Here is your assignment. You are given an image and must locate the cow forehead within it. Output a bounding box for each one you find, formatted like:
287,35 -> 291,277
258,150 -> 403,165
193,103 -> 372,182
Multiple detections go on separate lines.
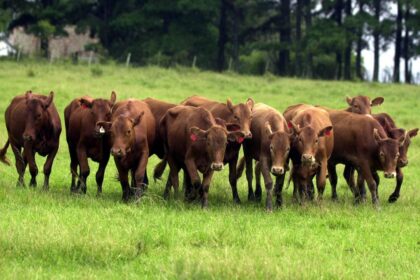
353,96 -> 370,105
272,132 -> 290,146
92,99 -> 111,110
380,139 -> 399,152
300,126 -> 316,139
233,104 -> 251,117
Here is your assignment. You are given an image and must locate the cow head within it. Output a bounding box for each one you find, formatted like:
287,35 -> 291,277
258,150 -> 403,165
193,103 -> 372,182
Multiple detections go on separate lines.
373,128 -> 405,178
190,125 -> 244,171
98,111 -> 144,159
289,116 -> 333,166
81,91 -> 116,138
23,91 -> 54,142
225,98 -> 254,139
346,95 -> 384,115
388,127 -> 418,168
264,122 -> 291,175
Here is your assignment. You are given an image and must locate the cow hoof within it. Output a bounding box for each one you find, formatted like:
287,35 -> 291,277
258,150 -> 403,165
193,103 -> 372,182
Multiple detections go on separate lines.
388,194 -> 399,203
42,185 -> 49,191
248,192 -> 255,202
233,197 -> 241,204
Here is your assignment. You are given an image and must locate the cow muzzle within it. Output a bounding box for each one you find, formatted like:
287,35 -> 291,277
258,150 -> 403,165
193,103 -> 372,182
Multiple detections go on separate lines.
111,148 -> 124,158
384,172 -> 396,179
211,162 -> 224,171
244,131 -> 252,139
301,154 -> 315,165
23,134 -> 34,142
271,166 -> 285,175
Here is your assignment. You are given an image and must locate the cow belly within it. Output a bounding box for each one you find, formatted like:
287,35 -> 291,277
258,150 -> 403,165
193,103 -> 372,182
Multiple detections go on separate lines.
87,145 -> 104,162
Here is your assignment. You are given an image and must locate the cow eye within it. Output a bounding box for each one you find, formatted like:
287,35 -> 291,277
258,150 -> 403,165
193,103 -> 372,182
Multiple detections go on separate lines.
36,113 -> 41,119
270,145 -> 273,151
234,116 -> 240,121
299,137 -> 302,143
379,152 -> 384,158
315,139 -> 319,144
127,130 -> 131,135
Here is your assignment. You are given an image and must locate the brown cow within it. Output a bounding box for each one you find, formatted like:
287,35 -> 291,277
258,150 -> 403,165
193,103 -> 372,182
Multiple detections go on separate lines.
64,92 -> 116,194
344,113 -> 418,203
0,91 -> 61,189
328,110 -> 404,206
142,98 -> 176,159
155,106 -> 244,208
181,96 -> 254,203
98,100 -> 155,202
237,103 -> 291,210
345,95 -> 384,114
284,105 -> 334,202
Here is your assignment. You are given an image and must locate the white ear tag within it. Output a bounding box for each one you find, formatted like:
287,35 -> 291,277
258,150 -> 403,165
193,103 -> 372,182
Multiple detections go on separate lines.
99,126 -> 105,134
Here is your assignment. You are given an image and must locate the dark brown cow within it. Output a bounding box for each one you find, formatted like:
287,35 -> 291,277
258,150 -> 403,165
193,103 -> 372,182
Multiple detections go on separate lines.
345,95 -> 384,114
64,92 -> 116,194
284,105 -> 334,202
181,95 -> 254,203
237,103 -> 291,210
0,91 -> 61,189
328,110 -> 404,206
155,106 -> 244,208
143,98 -> 176,159
345,113 -> 418,203
98,100 -> 155,201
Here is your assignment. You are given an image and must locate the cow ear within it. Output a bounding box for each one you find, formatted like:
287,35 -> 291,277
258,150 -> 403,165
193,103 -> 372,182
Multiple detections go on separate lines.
80,97 -> 93,109
132,111 -> 145,127
288,121 -> 300,134
227,131 -> 245,143
303,114 -> 312,126
346,96 -> 353,106
227,98 -> 234,112
318,126 -> 333,137
373,128 -> 384,142
43,91 -> 54,109
96,121 -> 112,133
265,122 -> 274,138
215,118 -> 226,128
110,91 -> 117,105
25,90 -> 33,102
408,128 -> 418,138
246,98 -> 255,111
190,127 -> 207,141
371,97 -> 384,107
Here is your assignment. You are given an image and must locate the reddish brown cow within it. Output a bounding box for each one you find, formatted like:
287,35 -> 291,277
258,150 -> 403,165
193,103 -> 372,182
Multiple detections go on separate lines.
64,92 -> 116,194
181,96 -> 254,203
98,100 -> 155,201
345,95 -> 384,114
328,110 -> 404,206
142,98 -> 176,159
237,103 -> 291,210
0,91 -> 61,189
284,105 -> 334,202
155,106 -> 244,208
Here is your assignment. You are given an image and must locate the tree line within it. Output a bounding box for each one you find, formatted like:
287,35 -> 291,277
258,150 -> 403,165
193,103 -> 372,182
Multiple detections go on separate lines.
0,0 -> 419,82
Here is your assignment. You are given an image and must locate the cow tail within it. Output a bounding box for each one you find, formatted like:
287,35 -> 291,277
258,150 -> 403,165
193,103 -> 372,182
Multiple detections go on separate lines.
0,139 -> 11,166
236,157 -> 245,180
153,157 -> 167,181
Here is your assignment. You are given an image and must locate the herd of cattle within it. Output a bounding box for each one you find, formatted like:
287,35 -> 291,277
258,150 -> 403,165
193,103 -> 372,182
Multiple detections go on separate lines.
0,91 -> 417,210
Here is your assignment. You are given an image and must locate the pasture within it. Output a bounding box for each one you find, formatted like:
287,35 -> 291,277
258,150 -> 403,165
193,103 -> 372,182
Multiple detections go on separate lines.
0,61 -> 419,279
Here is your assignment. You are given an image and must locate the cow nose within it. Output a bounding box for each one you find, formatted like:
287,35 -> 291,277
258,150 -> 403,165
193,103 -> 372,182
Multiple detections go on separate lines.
301,154 -> 314,163
271,166 -> 284,175
384,172 -> 396,179
23,134 -> 32,141
111,148 -> 123,157
211,162 -> 224,171
245,132 -> 252,139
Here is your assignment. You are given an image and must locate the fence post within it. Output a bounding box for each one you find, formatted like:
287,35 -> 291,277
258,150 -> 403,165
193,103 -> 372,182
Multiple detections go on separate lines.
16,48 -> 21,62
228,58 -> 233,71
126,53 -> 131,67
192,56 -> 197,69
88,51 -> 93,66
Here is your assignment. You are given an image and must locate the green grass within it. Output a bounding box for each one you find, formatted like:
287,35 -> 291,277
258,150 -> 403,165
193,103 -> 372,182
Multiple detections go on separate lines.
0,61 -> 419,279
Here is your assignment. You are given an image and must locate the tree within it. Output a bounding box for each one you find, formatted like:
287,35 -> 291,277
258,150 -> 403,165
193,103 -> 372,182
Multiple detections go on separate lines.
278,0 -> 291,76
295,0 -> 303,76
343,0 -> 353,80
334,0 -> 344,80
393,0 -> 403,82
355,0 -> 368,80
372,0 -> 381,81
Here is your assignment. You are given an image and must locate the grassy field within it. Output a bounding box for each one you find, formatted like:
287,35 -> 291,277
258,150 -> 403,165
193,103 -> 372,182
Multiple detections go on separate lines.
0,61 -> 419,279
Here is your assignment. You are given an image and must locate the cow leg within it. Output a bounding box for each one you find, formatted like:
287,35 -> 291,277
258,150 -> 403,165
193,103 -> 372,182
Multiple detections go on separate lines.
201,170 -> 214,208
184,158 -> 201,202
372,171 -> 380,200
133,152 -> 149,200
183,169 -> 193,200
328,162 -> 338,200
316,159 -> 328,200
343,165 -> 357,194
260,160 -> 273,212
388,167 -> 403,203
274,173 -> 285,208
69,147 -> 79,192
228,155 -> 241,204
359,163 -> 379,207
76,145 -> 89,194
163,156 -> 178,200
95,154 -> 109,196
12,145 -> 26,187
24,143 -> 38,188
254,161 -> 262,202
42,145 -> 58,191
116,164 -> 130,202
245,155 -> 254,201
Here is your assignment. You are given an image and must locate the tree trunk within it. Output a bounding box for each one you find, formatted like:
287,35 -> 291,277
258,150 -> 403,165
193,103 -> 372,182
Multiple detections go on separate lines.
335,0 -> 344,80
344,0 -> 352,80
393,0 -> 403,83
373,0 -> 381,82
40,37 -> 49,58
295,0 -> 303,77
232,4 -> 239,71
278,0 -> 291,76
355,0 -> 364,80
304,0 -> 313,78
403,2 -> 411,84
217,0 -> 228,72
